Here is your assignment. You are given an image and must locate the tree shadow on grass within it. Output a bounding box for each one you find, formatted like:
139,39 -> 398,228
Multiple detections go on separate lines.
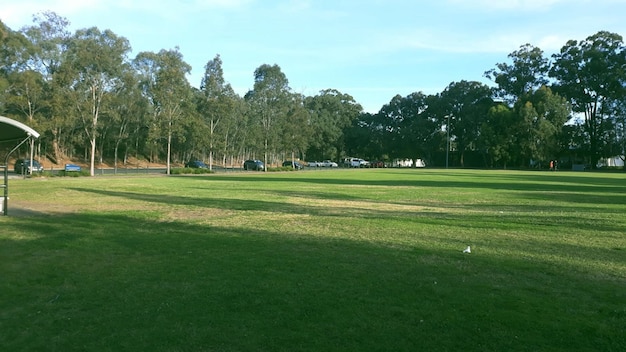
518,190 -> 626,206
69,187 -> 626,235
1,211 -> 624,351
190,171 -> 626,195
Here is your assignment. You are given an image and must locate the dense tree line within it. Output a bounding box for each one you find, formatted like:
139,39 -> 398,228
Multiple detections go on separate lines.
1,12 -> 624,174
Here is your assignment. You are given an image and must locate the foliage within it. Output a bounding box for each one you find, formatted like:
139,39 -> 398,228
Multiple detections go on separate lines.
56,169 -> 90,177
244,64 -> 305,168
485,44 -> 550,103
478,103 -> 515,168
438,81 -> 494,167
133,48 -> 193,174
377,92 -> 434,162
550,31 -> 626,168
196,54 -> 239,170
1,12 -> 625,171
266,165 -> 300,172
170,167 -> 214,175
513,87 -> 570,164
61,27 -> 131,176
305,89 -> 362,161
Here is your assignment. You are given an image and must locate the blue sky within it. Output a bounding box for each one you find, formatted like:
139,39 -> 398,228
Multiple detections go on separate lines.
3,0 -> 626,112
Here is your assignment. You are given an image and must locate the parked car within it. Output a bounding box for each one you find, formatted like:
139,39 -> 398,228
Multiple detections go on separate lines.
320,160 -> 338,167
243,159 -> 265,171
344,157 -> 369,168
307,161 -> 320,167
185,160 -> 208,169
64,163 -> 82,172
282,160 -> 303,170
370,160 -> 385,168
14,159 -> 44,174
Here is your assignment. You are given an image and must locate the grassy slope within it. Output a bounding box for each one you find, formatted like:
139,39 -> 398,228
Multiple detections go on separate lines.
1,169 -> 625,351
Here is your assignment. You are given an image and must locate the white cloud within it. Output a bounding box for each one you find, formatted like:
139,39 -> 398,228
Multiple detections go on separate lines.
1,0 -> 102,27
446,0 -> 566,11
277,0 -> 312,13
536,35 -> 569,52
1,0 -> 252,29
365,28 -> 526,55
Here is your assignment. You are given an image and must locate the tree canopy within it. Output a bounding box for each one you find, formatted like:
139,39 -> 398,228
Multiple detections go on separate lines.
1,13 -> 624,171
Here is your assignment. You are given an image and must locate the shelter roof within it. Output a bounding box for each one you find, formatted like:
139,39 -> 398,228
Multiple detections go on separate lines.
0,116 -> 40,142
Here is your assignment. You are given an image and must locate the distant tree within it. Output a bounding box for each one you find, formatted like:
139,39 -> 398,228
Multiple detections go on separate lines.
376,94 -> 405,158
108,68 -> 148,172
59,27 -> 131,176
550,31 -> 626,168
478,103 -> 515,168
305,89 -> 362,161
281,93 -> 310,161
221,97 -> 248,166
409,94 -> 443,165
343,112 -> 383,160
613,99 -> 626,168
511,86 -> 571,167
134,48 -> 193,174
198,54 -> 238,170
485,44 -> 550,104
0,20 -> 32,76
8,12 -> 72,161
245,64 -> 291,168
377,92 -> 439,164
3,70 -> 47,124
438,81 -> 494,167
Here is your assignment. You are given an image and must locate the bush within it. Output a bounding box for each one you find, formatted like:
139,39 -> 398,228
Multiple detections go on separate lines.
57,170 -> 90,177
170,167 -> 214,175
267,166 -> 299,172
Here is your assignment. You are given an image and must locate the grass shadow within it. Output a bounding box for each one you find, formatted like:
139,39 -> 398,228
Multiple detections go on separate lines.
1,211 -> 624,351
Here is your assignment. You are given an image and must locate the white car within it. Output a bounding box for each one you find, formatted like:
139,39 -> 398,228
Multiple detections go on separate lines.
347,158 -> 368,168
320,160 -> 338,167
308,161 -> 320,167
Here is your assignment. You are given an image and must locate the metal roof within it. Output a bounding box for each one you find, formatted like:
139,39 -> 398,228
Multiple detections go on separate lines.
0,116 -> 41,142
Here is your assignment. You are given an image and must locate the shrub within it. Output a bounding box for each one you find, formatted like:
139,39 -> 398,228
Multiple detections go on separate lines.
57,170 -> 90,177
170,167 -> 214,175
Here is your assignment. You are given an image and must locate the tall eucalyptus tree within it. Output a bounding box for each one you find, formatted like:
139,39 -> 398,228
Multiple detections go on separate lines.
108,68 -> 148,172
245,64 -> 291,168
198,54 -> 237,170
281,93 -> 310,161
3,12 -> 71,160
134,48 -> 193,174
485,44 -> 550,104
60,27 -> 131,176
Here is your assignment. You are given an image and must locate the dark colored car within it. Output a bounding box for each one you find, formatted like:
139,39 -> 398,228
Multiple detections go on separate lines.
185,160 -> 208,169
243,159 -> 265,171
282,160 -> 303,170
14,159 -> 44,174
370,160 -> 385,168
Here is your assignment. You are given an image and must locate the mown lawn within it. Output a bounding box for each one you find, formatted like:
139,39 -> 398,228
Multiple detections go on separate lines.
1,169 -> 625,351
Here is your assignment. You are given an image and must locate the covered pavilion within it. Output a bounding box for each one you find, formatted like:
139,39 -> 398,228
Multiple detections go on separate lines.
1,116 -> 40,215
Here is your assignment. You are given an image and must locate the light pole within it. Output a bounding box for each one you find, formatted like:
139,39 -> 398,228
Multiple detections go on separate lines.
445,114 -> 451,169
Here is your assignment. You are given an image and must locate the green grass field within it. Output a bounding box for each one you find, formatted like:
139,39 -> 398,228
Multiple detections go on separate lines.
1,169 -> 625,351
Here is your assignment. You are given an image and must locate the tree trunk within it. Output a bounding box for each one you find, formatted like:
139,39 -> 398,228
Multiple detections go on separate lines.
166,131 -> 172,175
